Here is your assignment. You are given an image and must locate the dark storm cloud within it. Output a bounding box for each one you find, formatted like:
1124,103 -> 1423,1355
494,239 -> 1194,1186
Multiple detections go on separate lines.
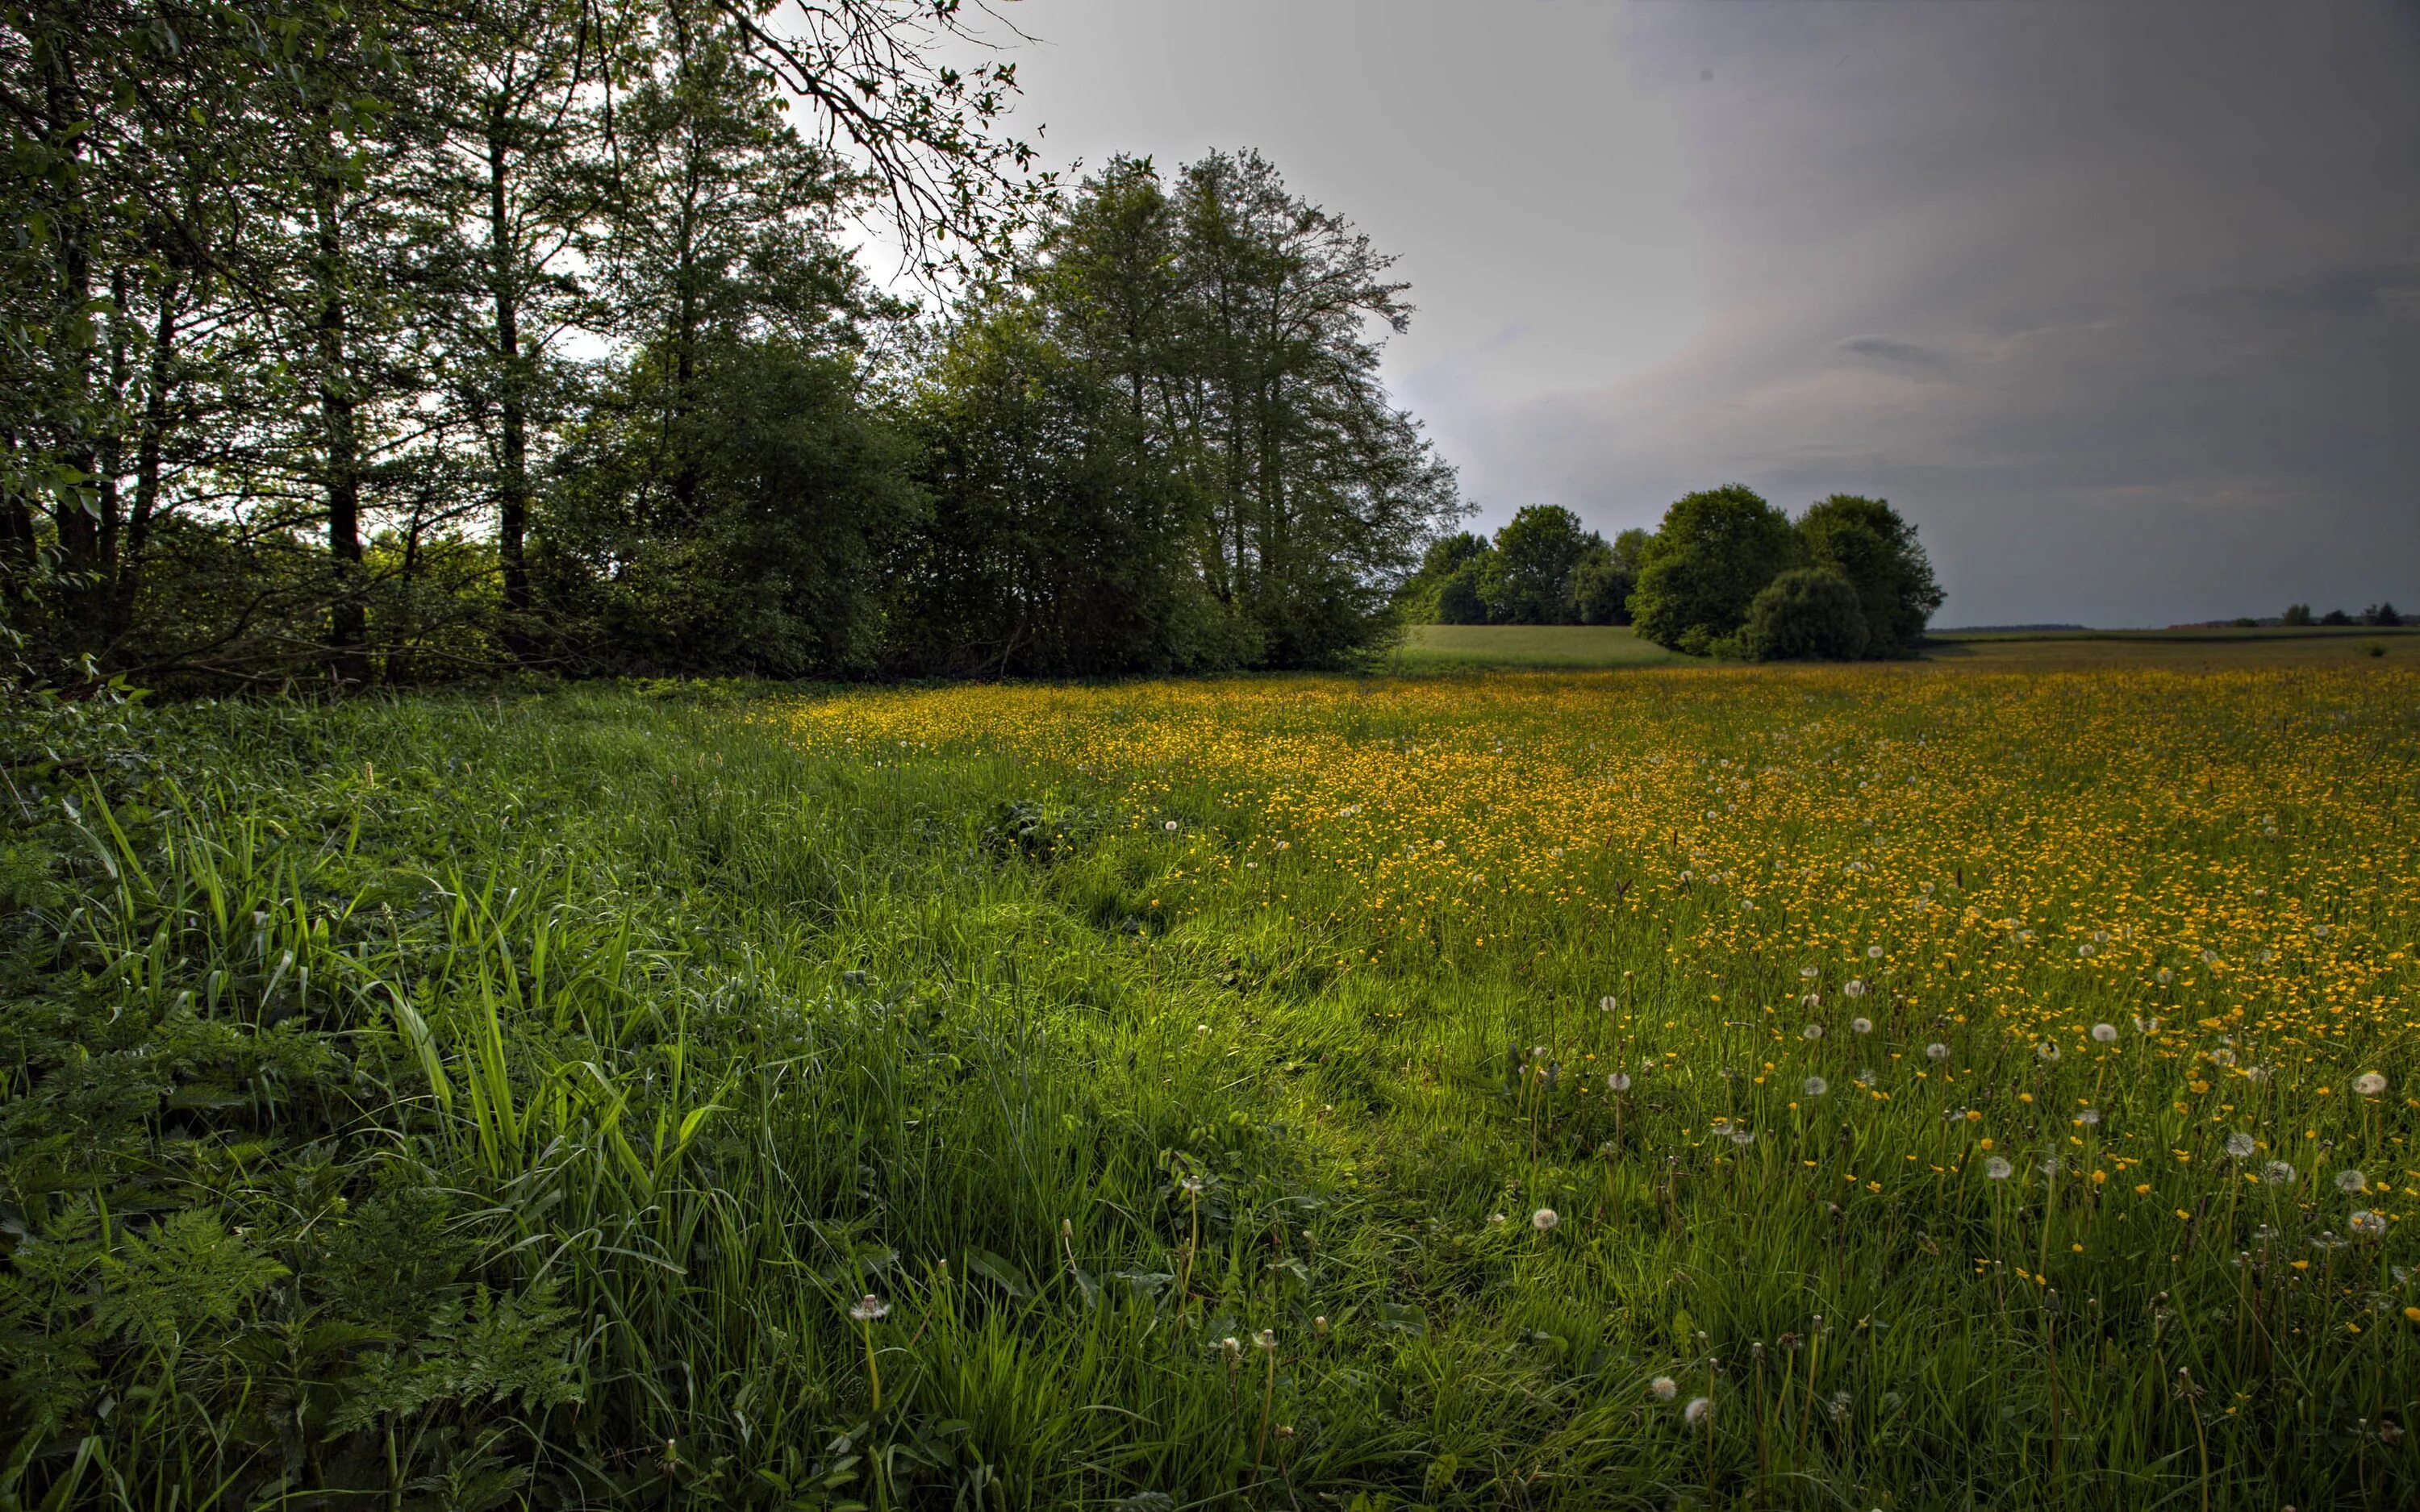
984,2 -> 2420,625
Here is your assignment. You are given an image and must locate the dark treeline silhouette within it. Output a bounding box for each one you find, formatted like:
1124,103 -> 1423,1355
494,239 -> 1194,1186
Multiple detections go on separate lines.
0,1 -> 1460,689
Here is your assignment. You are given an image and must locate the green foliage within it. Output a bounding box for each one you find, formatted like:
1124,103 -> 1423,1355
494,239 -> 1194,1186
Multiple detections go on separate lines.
1737,566 -> 1871,660
1795,494 -> 1944,656
1396,532 -> 1492,624
1629,485 -> 1802,652
2282,603 -> 2314,626
1478,506 -> 1599,626
537,339 -> 918,677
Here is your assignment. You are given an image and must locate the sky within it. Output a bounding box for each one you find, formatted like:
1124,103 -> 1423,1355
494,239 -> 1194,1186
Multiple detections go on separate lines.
928,0 -> 2420,627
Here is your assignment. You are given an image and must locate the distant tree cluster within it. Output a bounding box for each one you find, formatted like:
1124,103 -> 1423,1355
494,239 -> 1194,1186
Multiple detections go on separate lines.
1396,507 -> 1649,627
2284,604 -> 2402,627
1408,486 -> 1942,660
1632,488 -> 1944,660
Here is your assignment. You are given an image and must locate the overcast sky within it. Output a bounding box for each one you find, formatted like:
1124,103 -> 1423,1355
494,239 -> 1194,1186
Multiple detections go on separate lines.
942,0 -> 2420,627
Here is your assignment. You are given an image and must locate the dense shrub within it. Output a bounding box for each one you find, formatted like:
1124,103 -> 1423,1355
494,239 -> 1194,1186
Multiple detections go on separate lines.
1738,568 -> 1870,660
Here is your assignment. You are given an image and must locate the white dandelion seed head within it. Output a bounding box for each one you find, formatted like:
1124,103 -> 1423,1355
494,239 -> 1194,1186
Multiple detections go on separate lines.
2155,968 -> 2173,985
1800,965 -> 1820,980
1730,1129 -> 1754,1146
2037,1042 -> 2061,1062
1844,979 -> 1867,998
1926,1043 -> 1951,1061
1802,1023 -> 1824,1039
1254,1329 -> 1277,1352
2354,1072 -> 2387,1097
2264,1160 -> 2297,1186
2076,943 -> 2095,958
2092,1023 -> 2119,1043
1650,1376 -> 1677,1402
1607,1072 -> 1632,1093
1162,819 -> 1179,832
1850,1017 -> 1873,1035
2351,1210 -> 2387,1238
1867,944 -> 1884,959
2226,1133 -> 2257,1159
1984,1157 -> 2013,1181
2312,923 -> 2330,939
1802,1076 -> 1829,1098
1600,995 -> 1617,1012
2201,949 -> 2218,965
1685,1397 -> 1713,1425
849,1294 -> 890,1322
1532,1207 -> 1559,1232
2077,1109 -> 2101,1127
2337,1169 -> 2368,1193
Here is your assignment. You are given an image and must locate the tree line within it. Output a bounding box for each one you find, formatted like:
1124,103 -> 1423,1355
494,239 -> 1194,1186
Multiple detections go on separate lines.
1403,485 -> 1945,660
0,0 -> 1462,689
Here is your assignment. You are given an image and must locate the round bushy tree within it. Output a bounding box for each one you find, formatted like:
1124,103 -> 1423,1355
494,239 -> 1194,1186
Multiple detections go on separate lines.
1796,494 -> 1944,656
1739,568 -> 1869,660
1629,485 -> 1801,651
1481,505 -> 1597,625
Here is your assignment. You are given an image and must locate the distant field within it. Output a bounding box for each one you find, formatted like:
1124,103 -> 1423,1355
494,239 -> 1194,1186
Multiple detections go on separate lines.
1928,625 -> 2419,669
1391,623 -> 1688,668
1395,621 -> 2418,673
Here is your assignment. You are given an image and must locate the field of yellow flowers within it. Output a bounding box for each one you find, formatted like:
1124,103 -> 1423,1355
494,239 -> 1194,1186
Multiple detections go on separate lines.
780,660 -> 2420,1505
9,660 -> 2414,1510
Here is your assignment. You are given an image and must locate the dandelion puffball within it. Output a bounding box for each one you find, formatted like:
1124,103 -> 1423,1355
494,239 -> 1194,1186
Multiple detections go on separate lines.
1685,1397 -> 1713,1425
1844,979 -> 1867,998
2351,1210 -> 2387,1238
2264,1160 -> 2297,1186
849,1294 -> 890,1322
2226,1132 -> 2257,1159
1162,819 -> 1179,831
1984,1157 -> 2013,1180
1926,1043 -> 1950,1061
2337,1169 -> 2368,1193
1867,944 -> 1884,959
1532,1207 -> 1559,1232
2355,1072 -> 2387,1097
2036,1042 -> 2060,1061
1803,1076 -> 1830,1098
1607,1072 -> 1631,1093
2092,1023 -> 2118,1043
1650,1376 -> 1677,1402
1803,1023 -> 1825,1040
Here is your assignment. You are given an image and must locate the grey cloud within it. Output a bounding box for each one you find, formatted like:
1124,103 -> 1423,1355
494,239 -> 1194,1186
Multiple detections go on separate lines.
980,1 -> 2420,625
1832,336 -> 1953,374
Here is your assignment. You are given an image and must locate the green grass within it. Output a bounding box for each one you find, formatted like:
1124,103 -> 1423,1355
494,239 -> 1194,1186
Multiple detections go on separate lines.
1390,623 -> 1689,669
3,671 -> 2415,1510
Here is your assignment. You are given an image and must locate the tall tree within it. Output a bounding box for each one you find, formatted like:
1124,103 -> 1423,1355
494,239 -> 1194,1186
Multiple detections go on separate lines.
1796,494 -> 1944,656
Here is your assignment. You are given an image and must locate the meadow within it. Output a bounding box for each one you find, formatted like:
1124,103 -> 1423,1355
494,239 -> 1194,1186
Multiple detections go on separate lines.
3,648 -> 2415,1509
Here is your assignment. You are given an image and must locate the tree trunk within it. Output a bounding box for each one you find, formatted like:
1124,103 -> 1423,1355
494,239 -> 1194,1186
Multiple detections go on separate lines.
488,115 -> 533,645
314,134 -> 369,686
43,41 -> 103,604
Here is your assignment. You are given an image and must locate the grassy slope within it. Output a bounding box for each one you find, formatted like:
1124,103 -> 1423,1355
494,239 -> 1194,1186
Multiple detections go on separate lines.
5,660 -> 2417,1508
1391,624 -> 1688,669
